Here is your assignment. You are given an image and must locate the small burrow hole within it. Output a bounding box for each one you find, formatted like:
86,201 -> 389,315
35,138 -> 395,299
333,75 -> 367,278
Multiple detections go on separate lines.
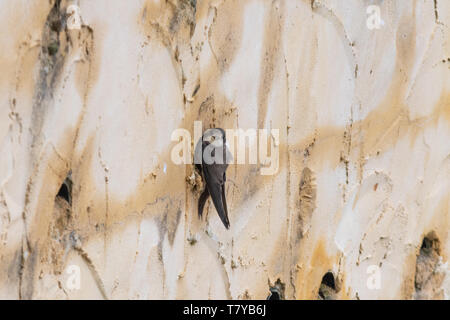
267,278 -> 285,300
267,289 -> 280,300
414,232 -> 445,299
318,271 -> 338,300
56,173 -> 72,204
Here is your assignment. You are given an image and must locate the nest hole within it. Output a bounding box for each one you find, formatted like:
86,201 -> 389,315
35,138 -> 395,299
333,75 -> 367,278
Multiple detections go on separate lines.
56,173 -> 72,204
318,272 -> 338,300
267,278 -> 285,300
414,232 -> 445,299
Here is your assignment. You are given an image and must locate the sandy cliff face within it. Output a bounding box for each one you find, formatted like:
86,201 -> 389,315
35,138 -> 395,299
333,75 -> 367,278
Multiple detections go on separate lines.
0,0 -> 449,299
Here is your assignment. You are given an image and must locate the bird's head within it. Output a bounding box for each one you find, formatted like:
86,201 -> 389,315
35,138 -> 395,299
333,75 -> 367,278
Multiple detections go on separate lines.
203,128 -> 226,145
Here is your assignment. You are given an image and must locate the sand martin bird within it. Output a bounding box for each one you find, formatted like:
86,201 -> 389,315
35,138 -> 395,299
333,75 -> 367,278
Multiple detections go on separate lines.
195,128 -> 231,229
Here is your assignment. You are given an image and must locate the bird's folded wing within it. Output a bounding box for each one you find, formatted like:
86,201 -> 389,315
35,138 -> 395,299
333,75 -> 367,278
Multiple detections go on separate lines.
203,166 -> 230,229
